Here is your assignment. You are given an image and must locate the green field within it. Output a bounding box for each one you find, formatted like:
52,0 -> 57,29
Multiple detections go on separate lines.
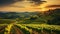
0,24 -> 60,34
0,9 -> 60,34
0,19 -> 60,34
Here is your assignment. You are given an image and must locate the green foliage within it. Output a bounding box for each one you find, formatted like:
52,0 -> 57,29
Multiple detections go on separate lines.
0,8 -> 60,24
0,19 -> 16,24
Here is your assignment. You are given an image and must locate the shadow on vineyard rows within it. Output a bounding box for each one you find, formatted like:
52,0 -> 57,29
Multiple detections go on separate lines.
0,24 -> 60,34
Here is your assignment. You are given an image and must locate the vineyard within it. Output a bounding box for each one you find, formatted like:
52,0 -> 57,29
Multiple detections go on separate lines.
0,24 -> 60,34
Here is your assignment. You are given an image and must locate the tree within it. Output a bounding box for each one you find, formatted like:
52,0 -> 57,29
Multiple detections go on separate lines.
47,8 -> 60,25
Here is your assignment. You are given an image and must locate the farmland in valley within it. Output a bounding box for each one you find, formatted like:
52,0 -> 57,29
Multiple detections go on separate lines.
0,24 -> 60,34
0,9 -> 60,34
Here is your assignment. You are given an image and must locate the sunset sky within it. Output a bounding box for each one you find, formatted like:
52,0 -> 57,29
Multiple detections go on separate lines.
0,0 -> 60,12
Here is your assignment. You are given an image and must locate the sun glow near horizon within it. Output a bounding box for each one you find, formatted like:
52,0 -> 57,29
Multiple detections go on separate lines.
0,0 -> 60,12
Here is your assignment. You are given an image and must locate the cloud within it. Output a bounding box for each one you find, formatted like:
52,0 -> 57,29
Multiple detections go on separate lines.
28,0 -> 46,5
46,5 -> 60,8
0,0 -> 47,7
0,0 -> 23,6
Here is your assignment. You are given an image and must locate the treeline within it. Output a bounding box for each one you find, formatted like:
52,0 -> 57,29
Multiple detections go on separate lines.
41,8 -> 60,25
45,9 -> 60,25
0,12 -> 38,19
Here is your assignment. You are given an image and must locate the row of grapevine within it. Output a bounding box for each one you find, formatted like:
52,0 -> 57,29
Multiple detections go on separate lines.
16,24 -> 60,34
0,24 -> 60,34
0,25 -> 7,34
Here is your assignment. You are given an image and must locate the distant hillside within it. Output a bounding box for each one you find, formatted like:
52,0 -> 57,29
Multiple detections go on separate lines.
0,8 -> 60,24
0,12 -> 39,19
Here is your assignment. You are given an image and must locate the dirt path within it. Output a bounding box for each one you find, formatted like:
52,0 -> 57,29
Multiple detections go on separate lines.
0,26 -> 6,32
13,26 -> 23,34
